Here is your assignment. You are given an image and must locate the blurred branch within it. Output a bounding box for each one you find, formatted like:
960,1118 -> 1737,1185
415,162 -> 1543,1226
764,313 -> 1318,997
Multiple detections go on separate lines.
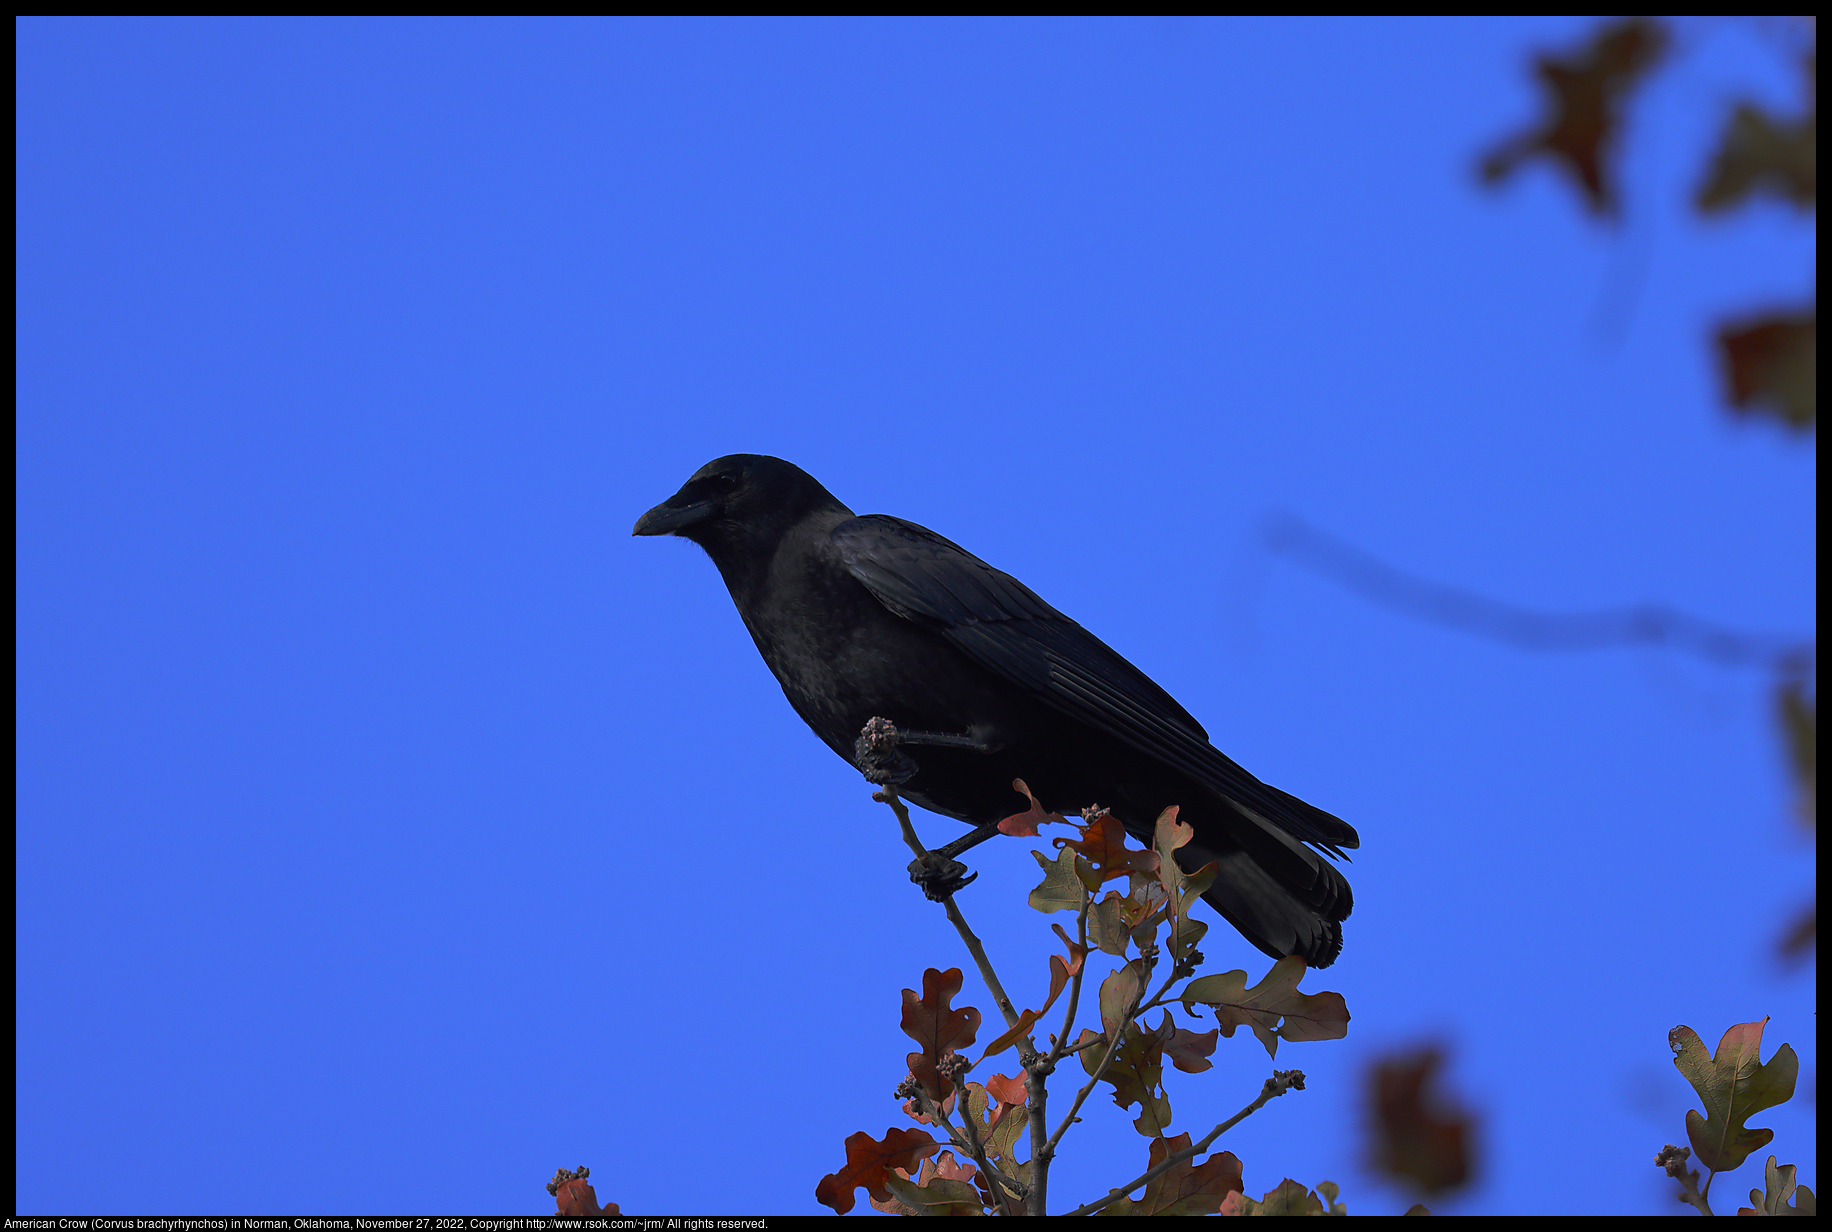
1262,512 -> 1814,677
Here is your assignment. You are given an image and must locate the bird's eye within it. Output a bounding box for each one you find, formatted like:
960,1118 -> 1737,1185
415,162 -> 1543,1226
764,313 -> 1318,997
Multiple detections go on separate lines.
713,474 -> 741,494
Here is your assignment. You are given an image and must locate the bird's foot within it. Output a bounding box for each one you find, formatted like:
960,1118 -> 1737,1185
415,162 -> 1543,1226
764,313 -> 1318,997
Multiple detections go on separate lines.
908,850 -> 978,901
855,717 -> 919,784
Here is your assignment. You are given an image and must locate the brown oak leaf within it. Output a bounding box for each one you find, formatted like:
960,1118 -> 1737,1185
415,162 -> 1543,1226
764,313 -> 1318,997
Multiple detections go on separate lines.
1479,17 -> 1668,217
816,1127 -> 941,1214
1097,1134 -> 1244,1216
1368,1047 -> 1474,1196
1181,956 -> 1349,1059
902,967 -> 983,1101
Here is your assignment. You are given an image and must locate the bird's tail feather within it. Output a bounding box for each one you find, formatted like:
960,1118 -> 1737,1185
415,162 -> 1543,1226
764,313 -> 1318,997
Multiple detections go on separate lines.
1179,841 -> 1347,969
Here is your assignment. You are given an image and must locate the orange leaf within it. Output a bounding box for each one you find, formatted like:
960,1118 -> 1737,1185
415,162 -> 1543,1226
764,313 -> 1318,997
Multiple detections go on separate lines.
999,778 -> 1068,836
978,1008 -> 1042,1061
1059,811 -> 1158,884
984,1071 -> 1028,1129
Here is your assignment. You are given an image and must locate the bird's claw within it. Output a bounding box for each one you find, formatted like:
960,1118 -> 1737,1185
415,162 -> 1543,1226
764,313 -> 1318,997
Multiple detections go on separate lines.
855,717 -> 919,784
858,748 -> 919,785
908,851 -> 977,900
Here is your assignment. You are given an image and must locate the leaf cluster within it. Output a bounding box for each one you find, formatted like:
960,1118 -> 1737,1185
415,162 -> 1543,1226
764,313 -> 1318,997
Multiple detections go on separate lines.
816,786 -> 1357,1216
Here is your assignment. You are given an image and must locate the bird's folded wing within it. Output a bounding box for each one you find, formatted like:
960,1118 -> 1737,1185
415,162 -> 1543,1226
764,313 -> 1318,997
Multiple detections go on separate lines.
832,515 -> 1359,853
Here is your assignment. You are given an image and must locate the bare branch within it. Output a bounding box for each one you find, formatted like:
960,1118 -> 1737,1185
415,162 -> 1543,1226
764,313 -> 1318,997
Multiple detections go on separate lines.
1263,513 -> 1813,675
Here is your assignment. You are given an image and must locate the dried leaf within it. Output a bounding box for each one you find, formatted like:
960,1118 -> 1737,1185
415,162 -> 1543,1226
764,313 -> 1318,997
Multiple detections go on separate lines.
1738,1155 -> 1816,1216
1088,890 -> 1131,956
1219,1177 -> 1343,1216
983,1071 -> 1028,1127
929,1149 -> 978,1187
902,968 -> 982,1102
1148,1010 -> 1220,1075
878,1150 -> 989,1216
1099,962 -> 1145,1040
980,934 -> 1086,1060
1697,97 -> 1816,214
1479,17 -> 1668,216
1670,1019 -> 1799,1174
1000,778 -> 1068,837
1367,1047 -> 1474,1196
957,1082 -> 1028,1212
1028,846 -> 1086,914
1717,311 -> 1816,431
1079,1011 -> 1175,1140
1059,811 -> 1160,885
1154,806 -> 1217,961
978,1008 -> 1042,1062
882,1173 -> 985,1216
1096,1135 -> 1244,1216
866,1186 -> 920,1216
1255,1179 -> 1327,1215
816,1127 -> 941,1214
1182,956 -> 1349,1059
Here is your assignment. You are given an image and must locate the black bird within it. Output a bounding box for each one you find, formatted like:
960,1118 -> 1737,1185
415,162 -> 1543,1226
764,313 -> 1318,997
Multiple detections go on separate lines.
634,455 -> 1358,966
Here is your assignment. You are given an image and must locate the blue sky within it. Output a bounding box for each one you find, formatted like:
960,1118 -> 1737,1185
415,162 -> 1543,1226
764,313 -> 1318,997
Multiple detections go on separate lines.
17,17 -> 1815,1216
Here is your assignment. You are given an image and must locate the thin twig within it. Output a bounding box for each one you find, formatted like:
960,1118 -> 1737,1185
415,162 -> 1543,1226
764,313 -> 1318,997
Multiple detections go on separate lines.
1054,1033 -> 1108,1059
875,786 -> 1024,1033
1061,1070 -> 1306,1217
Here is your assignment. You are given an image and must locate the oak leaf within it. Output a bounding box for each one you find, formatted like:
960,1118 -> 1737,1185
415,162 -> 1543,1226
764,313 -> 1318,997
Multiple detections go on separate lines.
902,968 -> 982,1102
1716,311 -> 1816,432
1181,956 -> 1349,1059
1738,1155 -> 1816,1217
1095,1134 -> 1243,1216
999,778 -> 1067,837
815,1127 -> 941,1214
1028,846 -> 1086,914
1367,1047 -> 1473,1196
1478,17 -> 1668,217
1670,1019 -> 1799,1175
1059,811 -> 1159,885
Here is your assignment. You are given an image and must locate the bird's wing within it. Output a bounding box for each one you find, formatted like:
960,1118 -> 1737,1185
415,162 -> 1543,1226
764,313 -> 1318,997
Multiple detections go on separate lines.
832,515 -> 1358,853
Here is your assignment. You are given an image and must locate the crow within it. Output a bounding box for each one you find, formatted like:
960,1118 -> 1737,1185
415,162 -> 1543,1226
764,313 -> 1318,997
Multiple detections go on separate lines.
634,454 -> 1358,966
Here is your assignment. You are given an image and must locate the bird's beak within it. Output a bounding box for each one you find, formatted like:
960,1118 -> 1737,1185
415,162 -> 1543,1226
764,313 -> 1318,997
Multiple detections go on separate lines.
632,496 -> 719,537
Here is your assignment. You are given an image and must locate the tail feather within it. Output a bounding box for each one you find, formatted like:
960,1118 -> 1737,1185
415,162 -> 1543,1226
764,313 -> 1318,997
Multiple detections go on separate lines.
1178,840 -> 1349,968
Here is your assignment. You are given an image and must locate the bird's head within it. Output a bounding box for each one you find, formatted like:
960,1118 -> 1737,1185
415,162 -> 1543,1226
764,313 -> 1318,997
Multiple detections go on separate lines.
633,454 -> 849,555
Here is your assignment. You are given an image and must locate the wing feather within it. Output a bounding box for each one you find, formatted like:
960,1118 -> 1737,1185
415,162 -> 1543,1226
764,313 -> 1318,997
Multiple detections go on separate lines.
833,514 -> 1358,853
